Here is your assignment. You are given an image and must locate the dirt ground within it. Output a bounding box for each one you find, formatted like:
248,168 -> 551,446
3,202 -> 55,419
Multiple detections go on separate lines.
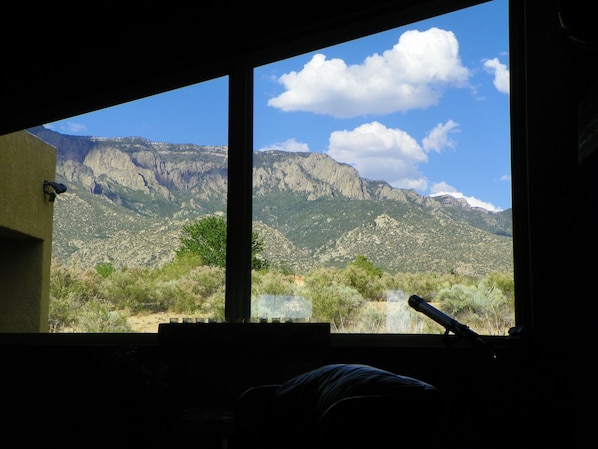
127,312 -> 199,333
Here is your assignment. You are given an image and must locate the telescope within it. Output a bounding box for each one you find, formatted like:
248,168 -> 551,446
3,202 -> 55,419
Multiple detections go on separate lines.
408,294 -> 496,358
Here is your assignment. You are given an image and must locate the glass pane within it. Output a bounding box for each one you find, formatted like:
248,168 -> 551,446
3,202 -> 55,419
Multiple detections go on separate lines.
252,0 -> 513,335
42,76 -> 228,333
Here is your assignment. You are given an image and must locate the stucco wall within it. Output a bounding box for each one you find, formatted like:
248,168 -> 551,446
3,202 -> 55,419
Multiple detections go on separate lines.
0,130 -> 57,332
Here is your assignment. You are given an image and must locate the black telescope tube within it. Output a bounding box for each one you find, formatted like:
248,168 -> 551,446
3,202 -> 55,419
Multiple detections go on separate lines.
408,295 -> 484,341
408,295 -> 496,358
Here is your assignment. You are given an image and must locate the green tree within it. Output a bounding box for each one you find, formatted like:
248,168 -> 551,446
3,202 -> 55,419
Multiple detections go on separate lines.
176,215 -> 268,270
342,255 -> 385,300
348,255 -> 383,278
250,230 -> 269,271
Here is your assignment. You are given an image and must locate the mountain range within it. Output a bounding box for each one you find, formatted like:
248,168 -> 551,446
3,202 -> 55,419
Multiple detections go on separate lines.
28,126 -> 513,276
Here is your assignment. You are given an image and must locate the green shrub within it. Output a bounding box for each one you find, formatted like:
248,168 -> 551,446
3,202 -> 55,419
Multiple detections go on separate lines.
353,302 -> 386,333
251,269 -> 296,296
95,261 -> 116,278
49,254 -> 514,334
435,279 -> 514,335
77,300 -> 131,333
299,267 -> 363,331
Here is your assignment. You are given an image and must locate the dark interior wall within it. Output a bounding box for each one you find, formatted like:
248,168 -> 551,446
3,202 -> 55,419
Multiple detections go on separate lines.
524,0 -> 598,345
520,3 -> 596,447
560,5 -> 598,444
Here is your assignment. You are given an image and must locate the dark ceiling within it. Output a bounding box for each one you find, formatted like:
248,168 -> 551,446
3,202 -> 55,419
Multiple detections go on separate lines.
0,1 -> 486,136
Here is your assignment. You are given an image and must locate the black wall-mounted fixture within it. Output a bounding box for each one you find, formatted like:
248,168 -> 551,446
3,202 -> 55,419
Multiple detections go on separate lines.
43,180 -> 67,202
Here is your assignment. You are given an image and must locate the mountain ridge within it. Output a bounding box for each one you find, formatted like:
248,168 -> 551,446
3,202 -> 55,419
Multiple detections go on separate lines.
28,126 -> 513,276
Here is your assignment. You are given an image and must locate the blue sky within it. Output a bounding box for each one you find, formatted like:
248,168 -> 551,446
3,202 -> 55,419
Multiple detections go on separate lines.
47,0 -> 510,211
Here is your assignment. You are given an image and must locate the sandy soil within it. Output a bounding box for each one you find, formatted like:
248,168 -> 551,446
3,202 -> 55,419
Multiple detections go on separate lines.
127,312 -> 199,333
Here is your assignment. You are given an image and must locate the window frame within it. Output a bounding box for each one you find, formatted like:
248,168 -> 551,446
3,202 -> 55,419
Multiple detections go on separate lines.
223,0 -> 525,346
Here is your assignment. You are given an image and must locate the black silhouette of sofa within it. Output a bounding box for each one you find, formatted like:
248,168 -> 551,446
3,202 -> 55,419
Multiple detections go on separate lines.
234,363 -> 450,449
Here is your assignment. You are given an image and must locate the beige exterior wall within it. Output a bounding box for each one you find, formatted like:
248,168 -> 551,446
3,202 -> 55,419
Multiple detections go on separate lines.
0,130 -> 57,332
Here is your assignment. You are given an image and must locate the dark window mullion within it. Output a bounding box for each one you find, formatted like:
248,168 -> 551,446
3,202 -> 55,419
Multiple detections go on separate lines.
225,60 -> 254,323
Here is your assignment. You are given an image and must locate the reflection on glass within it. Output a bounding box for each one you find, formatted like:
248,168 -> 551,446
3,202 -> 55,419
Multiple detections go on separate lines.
255,295 -> 312,323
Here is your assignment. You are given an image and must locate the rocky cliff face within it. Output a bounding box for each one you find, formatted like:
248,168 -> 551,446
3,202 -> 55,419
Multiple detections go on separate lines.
28,126 -> 512,275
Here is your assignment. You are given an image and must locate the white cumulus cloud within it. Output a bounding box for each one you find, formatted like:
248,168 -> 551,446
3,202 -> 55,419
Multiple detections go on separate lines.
422,119 -> 460,153
326,120 -> 460,192
430,181 -> 502,211
268,27 -> 471,118
257,138 -> 310,152
483,57 -> 509,94
45,121 -> 88,134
